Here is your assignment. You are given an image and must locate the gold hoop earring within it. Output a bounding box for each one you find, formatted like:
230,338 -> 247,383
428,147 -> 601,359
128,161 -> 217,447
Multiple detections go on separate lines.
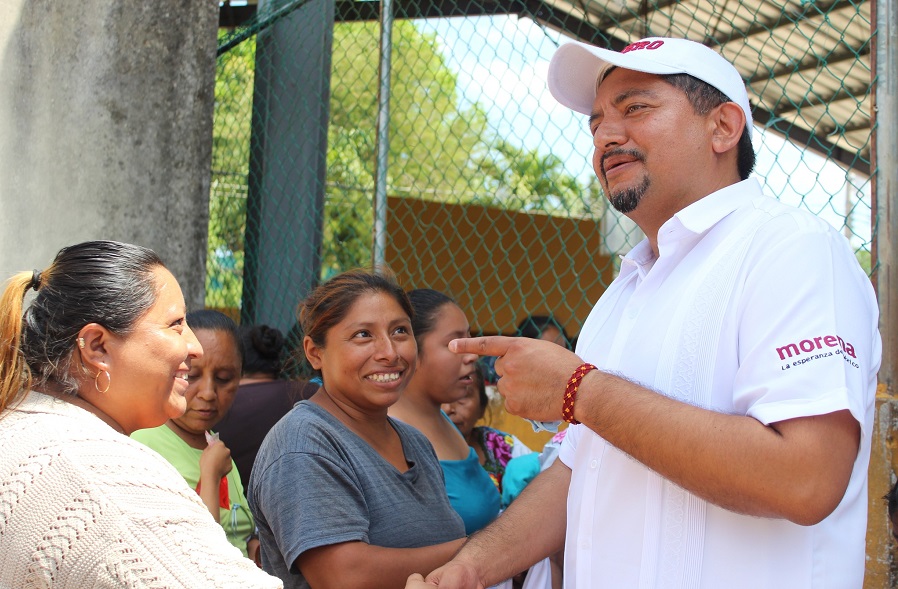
95,370 -> 111,394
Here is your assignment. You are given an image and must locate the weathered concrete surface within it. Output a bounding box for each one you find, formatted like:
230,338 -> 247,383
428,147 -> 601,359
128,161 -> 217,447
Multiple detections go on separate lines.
866,390 -> 898,587
0,0 -> 218,309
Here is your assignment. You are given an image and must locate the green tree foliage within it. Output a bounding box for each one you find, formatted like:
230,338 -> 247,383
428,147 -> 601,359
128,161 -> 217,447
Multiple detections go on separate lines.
207,33 -> 256,309
474,139 -> 604,216
209,20 -> 602,304
322,20 -> 496,277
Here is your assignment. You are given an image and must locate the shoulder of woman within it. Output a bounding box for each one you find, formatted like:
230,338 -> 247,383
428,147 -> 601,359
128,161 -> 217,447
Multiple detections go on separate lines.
389,416 -> 424,442
260,402 -> 359,458
390,418 -> 441,457
130,424 -> 187,453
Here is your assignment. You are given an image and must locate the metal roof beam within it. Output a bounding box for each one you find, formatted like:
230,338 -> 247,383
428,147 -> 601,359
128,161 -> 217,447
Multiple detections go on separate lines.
221,0 -> 524,26
769,85 -> 869,117
220,3 -> 256,28
750,43 -> 871,84
753,107 -> 870,174
518,0 -> 622,47
705,0 -> 844,46
336,0 -> 524,21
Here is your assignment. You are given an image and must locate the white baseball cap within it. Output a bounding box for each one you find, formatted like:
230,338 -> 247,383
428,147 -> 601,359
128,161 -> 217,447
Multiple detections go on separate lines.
547,37 -> 752,136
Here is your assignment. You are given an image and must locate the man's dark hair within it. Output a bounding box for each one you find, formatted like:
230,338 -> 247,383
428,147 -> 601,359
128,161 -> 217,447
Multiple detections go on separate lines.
660,73 -> 755,181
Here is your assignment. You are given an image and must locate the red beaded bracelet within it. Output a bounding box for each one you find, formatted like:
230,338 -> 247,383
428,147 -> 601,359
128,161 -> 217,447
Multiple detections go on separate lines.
562,363 -> 597,425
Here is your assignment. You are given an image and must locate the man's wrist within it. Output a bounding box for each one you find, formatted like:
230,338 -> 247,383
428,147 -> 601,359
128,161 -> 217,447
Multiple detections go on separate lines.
562,363 -> 597,425
450,535 -> 489,580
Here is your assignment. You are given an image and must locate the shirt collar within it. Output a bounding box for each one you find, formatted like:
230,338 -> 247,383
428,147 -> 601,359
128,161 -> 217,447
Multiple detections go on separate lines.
667,178 -> 762,235
619,240 -> 656,279
618,178 -> 763,278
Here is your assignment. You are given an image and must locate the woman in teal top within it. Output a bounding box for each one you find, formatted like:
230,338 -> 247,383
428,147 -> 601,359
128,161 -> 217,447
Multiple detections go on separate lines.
389,289 -> 500,534
132,310 -> 256,559
438,425 -> 503,534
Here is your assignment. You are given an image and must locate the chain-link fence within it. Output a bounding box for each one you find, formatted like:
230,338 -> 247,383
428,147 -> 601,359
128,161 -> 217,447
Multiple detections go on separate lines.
210,0 -> 873,345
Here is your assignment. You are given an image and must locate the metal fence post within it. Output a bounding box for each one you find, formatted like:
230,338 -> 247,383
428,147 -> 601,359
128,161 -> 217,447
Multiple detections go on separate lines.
869,0 -> 898,585
373,0 -> 393,270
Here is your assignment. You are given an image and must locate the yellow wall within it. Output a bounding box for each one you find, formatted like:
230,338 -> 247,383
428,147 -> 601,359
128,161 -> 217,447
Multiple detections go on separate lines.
481,394 -> 565,451
384,196 -> 612,450
385,196 -> 615,338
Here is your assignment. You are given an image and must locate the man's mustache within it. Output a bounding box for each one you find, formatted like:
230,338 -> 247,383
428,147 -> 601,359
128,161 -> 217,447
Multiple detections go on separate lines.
601,149 -> 646,179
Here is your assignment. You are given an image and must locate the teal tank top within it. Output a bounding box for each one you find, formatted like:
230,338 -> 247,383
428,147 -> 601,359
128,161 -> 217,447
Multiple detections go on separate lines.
440,431 -> 501,534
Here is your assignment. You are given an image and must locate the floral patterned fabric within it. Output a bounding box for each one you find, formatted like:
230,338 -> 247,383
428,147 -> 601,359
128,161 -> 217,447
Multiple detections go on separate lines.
472,426 -> 528,493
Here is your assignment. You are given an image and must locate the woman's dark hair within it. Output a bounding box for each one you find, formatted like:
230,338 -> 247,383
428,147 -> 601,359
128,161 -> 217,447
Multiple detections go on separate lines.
299,269 -> 412,350
516,314 -> 569,346
0,240 -> 165,411
471,363 -> 490,423
407,289 -> 456,353
240,324 -> 284,377
186,310 -> 243,367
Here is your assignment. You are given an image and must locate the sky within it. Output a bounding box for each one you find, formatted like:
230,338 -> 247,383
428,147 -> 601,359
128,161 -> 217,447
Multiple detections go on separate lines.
414,15 -> 873,251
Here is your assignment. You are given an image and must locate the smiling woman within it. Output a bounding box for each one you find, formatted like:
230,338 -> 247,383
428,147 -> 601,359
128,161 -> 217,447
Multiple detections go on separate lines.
248,270 -> 466,589
0,240 -> 280,588
131,309 -> 257,560
389,289 -> 502,538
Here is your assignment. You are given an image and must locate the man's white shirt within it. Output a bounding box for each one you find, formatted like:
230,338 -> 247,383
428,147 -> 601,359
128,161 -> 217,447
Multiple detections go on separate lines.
560,178 -> 881,588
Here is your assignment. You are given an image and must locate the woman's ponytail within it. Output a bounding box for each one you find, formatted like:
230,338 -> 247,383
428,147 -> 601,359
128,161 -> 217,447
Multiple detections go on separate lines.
0,272 -> 38,412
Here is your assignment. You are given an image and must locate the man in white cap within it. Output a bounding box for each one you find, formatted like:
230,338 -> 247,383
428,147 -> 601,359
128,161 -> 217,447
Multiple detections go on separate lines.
407,37 -> 881,588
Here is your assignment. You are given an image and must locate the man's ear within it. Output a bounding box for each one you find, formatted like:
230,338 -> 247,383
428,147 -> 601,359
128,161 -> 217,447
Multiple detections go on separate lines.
303,335 -> 324,371
76,323 -> 113,374
710,102 -> 746,155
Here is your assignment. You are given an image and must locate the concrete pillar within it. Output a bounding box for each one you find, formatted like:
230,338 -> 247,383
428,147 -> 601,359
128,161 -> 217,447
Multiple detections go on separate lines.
0,0 -> 218,309
241,0 -> 333,333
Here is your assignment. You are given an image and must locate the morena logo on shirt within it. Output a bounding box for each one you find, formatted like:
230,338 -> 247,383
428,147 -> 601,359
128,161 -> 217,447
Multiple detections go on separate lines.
775,335 -> 856,361
621,40 -> 665,54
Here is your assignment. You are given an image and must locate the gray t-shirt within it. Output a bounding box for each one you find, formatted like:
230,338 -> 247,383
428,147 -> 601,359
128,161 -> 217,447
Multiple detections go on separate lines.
248,401 -> 465,589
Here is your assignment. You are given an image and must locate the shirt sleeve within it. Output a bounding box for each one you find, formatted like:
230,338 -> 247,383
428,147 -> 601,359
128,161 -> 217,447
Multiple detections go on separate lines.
732,223 -> 880,438
73,441 -> 282,589
252,450 -> 369,570
510,434 -> 532,458
558,424 -> 582,469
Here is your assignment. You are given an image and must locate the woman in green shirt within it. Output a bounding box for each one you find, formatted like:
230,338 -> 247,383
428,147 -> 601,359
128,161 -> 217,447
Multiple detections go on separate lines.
133,310 -> 256,561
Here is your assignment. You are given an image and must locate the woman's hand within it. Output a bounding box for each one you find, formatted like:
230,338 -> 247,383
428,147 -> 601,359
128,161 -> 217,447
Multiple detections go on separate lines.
200,438 -> 233,480
248,536 -> 262,568
405,573 -> 436,588
197,437 -> 233,522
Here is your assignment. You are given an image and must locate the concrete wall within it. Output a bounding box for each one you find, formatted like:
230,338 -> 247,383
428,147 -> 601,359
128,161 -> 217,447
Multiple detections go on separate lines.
0,0 -> 218,309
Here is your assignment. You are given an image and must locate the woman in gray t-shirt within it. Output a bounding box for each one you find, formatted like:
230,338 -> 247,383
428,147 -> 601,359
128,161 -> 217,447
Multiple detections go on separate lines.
249,270 -> 466,589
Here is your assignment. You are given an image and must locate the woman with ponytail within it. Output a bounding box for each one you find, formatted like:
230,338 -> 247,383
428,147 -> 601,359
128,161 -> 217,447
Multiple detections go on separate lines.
0,240 -> 281,589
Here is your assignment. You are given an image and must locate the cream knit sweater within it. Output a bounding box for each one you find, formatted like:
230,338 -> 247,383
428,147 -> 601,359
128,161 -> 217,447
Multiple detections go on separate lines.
0,391 -> 282,589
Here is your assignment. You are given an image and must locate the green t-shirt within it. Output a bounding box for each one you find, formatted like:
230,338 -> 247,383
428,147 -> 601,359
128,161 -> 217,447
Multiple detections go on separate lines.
131,424 -> 254,557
